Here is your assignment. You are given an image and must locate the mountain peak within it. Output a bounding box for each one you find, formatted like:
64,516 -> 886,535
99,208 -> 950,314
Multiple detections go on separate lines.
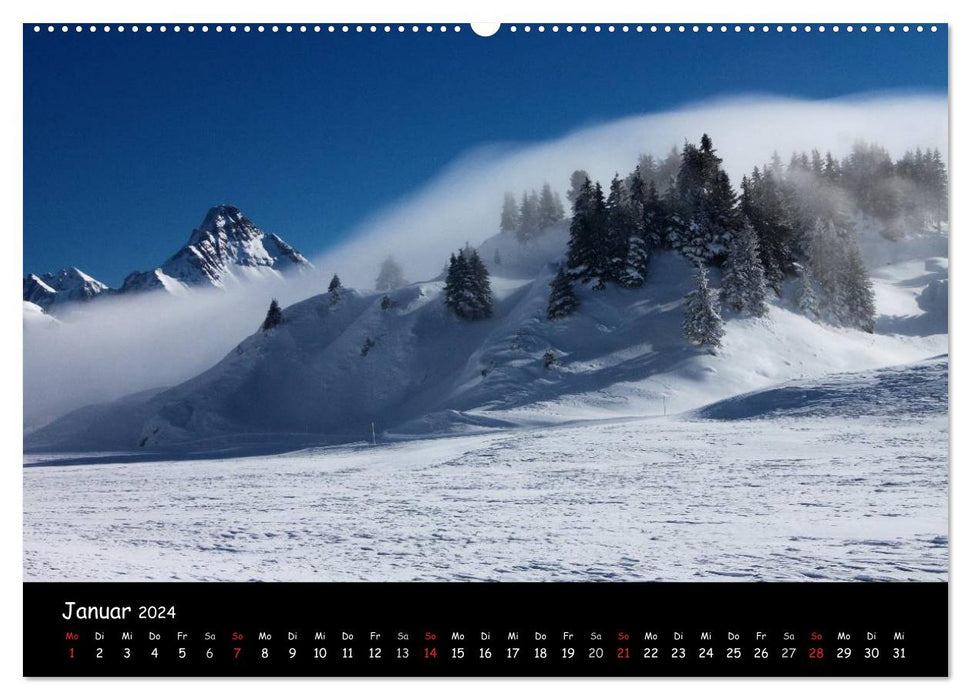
189,204 -> 257,247
121,205 -> 312,295
23,267 -> 110,307
26,206 -> 312,307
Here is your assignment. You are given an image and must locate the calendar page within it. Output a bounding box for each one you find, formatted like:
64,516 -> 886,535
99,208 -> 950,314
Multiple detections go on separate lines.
22,21 -> 948,677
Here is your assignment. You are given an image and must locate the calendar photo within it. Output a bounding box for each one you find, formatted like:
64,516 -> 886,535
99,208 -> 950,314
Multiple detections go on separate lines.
23,22 -> 948,584
21,19 -> 948,678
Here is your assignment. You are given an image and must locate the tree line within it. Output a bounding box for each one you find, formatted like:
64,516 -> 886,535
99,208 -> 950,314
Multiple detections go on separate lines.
500,183 -> 566,242
547,133 -> 946,344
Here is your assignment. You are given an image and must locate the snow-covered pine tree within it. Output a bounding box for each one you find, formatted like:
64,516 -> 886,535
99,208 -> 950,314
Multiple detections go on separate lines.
740,167 -> 796,290
444,249 -> 493,320
493,248 -> 502,266
261,299 -> 284,330
500,192 -> 520,233
466,249 -> 494,319
605,174 -> 637,284
566,178 -> 609,288
641,179 -> 666,249
627,166 -> 646,213
375,256 -> 407,291
328,273 -> 343,306
674,135 -> 740,265
682,266 -> 724,349
807,218 -> 846,321
797,268 -> 819,319
621,235 -> 650,288
443,252 -> 465,315
547,265 -> 579,320
566,180 -> 593,280
720,220 -> 768,316
662,181 -> 689,251
806,217 -> 875,332
839,242 -> 876,333
589,182 -> 609,289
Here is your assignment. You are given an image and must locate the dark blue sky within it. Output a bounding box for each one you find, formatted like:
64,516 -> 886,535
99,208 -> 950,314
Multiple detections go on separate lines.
24,24 -> 947,285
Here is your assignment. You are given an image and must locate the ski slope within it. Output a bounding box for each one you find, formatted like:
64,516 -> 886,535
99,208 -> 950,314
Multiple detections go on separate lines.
23,357 -> 947,582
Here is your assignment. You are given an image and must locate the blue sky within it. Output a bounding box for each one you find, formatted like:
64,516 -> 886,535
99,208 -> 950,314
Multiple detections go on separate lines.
24,25 -> 947,285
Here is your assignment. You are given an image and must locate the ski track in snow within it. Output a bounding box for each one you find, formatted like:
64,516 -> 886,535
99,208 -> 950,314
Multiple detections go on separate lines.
24,406 -> 947,583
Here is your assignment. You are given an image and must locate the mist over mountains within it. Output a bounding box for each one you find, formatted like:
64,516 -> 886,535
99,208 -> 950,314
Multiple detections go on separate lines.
22,94 -> 948,439
23,205 -> 311,311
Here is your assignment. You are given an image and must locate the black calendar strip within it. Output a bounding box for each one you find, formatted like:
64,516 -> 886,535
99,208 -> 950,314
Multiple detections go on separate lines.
23,582 -> 947,677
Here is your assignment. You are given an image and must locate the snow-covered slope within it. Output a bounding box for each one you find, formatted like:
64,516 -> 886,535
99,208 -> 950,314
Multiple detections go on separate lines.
22,301 -> 58,329
26,228 -> 947,453
22,268 -> 110,307
695,355 -> 947,421
120,205 -> 311,294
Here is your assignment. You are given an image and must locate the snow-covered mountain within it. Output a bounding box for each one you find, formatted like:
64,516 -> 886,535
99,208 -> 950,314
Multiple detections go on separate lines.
23,205 -> 311,308
119,205 -> 311,294
22,268 -> 110,308
25,222 -> 947,453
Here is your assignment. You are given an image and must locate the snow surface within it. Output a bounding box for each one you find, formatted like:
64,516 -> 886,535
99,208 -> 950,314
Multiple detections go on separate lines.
23,357 -> 947,582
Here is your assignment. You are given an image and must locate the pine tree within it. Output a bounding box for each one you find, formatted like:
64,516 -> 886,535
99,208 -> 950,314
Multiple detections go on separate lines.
720,221 -> 768,316
467,249 -> 494,319
840,243 -> 876,333
682,266 -> 724,348
500,192 -> 520,233
798,268 -> 819,319
444,249 -> 493,320
328,273 -> 343,306
930,148 -> 948,232
621,235 -> 650,288
806,218 -> 875,332
547,265 -> 579,320
641,180 -> 666,248
538,182 -> 562,229
517,190 -> 541,242
566,178 -> 609,288
261,299 -> 284,330
741,167 -> 795,289
674,135 -> 740,264
605,174 -> 636,283
375,256 -> 407,291
493,248 -> 502,266
444,252 -> 465,314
